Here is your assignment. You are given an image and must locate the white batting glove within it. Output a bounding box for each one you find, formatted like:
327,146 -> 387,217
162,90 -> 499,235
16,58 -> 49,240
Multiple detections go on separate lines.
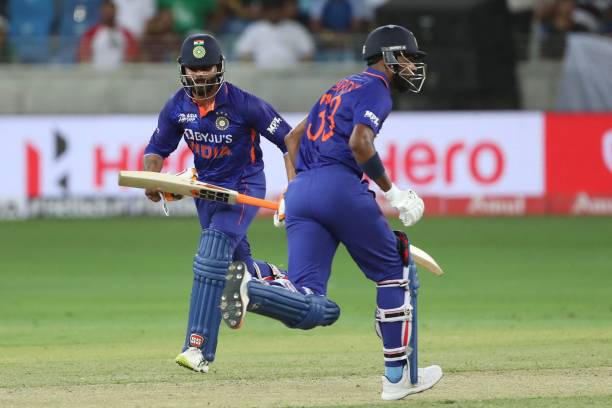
273,195 -> 286,228
160,168 -> 198,202
384,184 -> 425,227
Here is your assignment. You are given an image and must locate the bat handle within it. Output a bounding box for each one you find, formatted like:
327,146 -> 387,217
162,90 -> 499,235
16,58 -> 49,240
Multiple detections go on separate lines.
236,194 -> 279,211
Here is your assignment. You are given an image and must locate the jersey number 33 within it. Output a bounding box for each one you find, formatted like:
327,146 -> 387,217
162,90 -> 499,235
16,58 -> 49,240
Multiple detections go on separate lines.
307,93 -> 342,142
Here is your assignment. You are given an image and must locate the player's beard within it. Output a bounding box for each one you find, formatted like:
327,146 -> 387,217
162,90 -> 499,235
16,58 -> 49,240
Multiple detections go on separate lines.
392,73 -> 411,93
192,84 -> 209,98
192,80 -> 219,99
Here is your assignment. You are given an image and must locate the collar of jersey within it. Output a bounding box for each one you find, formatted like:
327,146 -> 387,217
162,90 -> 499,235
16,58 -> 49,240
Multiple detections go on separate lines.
364,67 -> 389,89
194,82 -> 229,117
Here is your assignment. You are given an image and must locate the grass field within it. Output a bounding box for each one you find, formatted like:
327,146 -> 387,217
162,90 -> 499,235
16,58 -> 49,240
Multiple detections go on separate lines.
1,216 -> 611,407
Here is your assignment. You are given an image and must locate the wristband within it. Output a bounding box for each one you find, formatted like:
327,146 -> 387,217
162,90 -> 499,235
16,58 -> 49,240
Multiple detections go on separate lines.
359,152 -> 386,180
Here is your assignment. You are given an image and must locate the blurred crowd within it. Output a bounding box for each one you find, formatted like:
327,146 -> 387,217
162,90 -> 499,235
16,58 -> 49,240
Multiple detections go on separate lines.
532,0 -> 612,57
0,0 -> 610,68
0,0 -> 383,68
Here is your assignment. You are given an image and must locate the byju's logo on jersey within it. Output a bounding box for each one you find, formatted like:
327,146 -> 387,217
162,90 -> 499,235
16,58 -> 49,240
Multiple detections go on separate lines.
267,117 -> 282,134
364,111 -> 380,128
178,113 -> 198,124
215,115 -> 230,131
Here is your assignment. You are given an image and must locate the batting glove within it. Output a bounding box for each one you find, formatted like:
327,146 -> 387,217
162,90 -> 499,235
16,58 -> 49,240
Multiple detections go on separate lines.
384,184 -> 425,227
161,167 -> 198,201
273,195 -> 286,228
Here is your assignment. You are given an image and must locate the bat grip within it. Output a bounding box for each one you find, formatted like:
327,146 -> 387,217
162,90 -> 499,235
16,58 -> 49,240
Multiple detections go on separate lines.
236,194 -> 279,211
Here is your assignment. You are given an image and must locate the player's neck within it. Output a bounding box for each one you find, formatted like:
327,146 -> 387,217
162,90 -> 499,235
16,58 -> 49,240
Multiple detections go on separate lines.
195,97 -> 214,107
370,62 -> 393,83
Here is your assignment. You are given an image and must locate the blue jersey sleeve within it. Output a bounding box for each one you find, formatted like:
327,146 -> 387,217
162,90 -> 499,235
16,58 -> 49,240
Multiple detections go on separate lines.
144,99 -> 182,158
245,93 -> 289,154
351,86 -> 392,135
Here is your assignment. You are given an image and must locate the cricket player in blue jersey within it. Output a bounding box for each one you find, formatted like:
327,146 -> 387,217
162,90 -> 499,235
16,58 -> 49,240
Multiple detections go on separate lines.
143,33 -> 294,373
221,25 -> 442,399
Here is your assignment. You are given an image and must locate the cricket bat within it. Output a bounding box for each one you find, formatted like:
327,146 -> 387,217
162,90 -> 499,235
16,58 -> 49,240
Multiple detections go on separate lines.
118,170 -> 279,210
118,170 -> 444,276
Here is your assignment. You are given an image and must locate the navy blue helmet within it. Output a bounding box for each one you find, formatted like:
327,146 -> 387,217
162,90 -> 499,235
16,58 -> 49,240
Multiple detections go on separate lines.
362,25 -> 427,93
178,34 -> 225,100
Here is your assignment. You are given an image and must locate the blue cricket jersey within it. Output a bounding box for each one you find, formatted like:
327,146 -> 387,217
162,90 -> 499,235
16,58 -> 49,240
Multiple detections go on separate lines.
145,82 -> 290,187
296,67 -> 392,177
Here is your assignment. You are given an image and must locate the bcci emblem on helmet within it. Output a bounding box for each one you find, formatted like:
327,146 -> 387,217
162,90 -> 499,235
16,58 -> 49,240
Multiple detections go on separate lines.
193,45 -> 206,59
215,116 -> 229,130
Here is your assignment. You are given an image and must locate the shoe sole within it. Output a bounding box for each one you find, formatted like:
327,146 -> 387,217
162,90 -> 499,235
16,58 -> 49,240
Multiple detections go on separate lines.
175,355 -> 209,373
220,261 -> 250,329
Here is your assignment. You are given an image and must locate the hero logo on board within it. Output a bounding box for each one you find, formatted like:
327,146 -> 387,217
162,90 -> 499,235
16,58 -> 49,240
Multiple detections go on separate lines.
25,133 -> 195,194
26,130 -> 70,198
381,141 -> 505,186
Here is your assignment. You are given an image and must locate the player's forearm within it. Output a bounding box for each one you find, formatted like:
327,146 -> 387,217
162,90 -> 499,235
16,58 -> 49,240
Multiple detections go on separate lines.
283,154 -> 296,182
143,154 -> 164,172
370,171 -> 393,192
354,148 -> 393,192
285,118 -> 306,168
350,125 -> 393,192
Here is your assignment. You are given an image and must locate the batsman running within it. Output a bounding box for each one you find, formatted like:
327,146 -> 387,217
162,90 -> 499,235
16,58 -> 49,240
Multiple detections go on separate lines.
143,33 -> 294,373
221,25 -> 442,400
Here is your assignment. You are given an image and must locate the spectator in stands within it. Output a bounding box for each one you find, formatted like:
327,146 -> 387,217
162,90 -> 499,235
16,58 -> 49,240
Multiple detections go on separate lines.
308,0 -> 372,34
114,0 -> 157,38
234,0 -> 314,69
296,0 -> 313,25
602,4 -> 612,33
536,0 -> 592,35
535,0 -> 594,57
0,0 -> 7,19
210,0 -> 258,35
140,7 -> 180,62
573,0 -> 605,31
79,0 -> 139,70
157,0 -> 218,34
307,0 -> 372,61
0,15 -> 12,63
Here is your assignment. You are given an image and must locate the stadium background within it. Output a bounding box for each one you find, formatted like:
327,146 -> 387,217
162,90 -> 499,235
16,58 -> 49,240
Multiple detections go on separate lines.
1,1 -> 611,407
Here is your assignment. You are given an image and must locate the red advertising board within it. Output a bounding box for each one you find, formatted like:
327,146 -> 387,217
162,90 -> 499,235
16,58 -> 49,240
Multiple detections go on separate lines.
546,113 -> 612,214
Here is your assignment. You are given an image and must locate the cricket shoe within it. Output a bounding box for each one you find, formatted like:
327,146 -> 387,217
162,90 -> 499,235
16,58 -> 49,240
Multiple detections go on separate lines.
220,261 -> 250,329
381,364 -> 443,400
175,347 -> 209,373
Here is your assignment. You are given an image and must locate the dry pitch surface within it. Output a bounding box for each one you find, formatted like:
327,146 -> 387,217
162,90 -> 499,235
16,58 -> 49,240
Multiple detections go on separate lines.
1,217 -> 611,407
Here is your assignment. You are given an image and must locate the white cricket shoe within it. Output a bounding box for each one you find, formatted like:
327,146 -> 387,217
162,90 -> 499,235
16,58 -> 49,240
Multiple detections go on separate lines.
175,347 -> 209,373
220,261 -> 251,329
381,364 -> 443,400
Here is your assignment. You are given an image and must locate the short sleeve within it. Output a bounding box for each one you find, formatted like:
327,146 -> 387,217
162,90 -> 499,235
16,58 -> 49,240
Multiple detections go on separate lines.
144,99 -> 182,158
352,86 -> 392,134
245,92 -> 290,153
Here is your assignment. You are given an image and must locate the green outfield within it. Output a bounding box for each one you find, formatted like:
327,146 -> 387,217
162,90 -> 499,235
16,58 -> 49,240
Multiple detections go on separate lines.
0,216 -> 611,407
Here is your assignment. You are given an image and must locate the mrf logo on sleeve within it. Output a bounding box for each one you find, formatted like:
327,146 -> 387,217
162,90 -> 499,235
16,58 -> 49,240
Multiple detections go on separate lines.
364,111 -> 380,128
